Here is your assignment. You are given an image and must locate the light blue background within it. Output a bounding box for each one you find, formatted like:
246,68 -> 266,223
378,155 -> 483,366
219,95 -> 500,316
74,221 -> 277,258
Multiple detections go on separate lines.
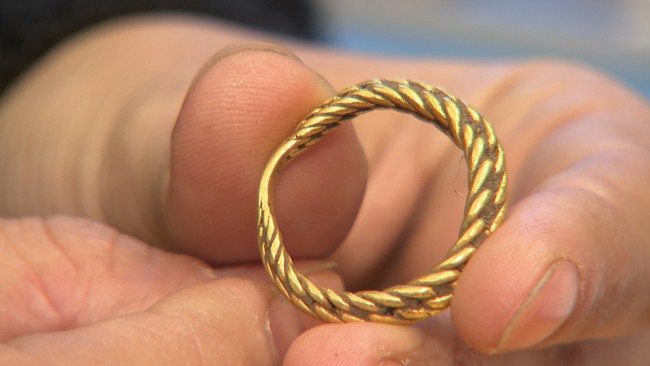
313,0 -> 650,98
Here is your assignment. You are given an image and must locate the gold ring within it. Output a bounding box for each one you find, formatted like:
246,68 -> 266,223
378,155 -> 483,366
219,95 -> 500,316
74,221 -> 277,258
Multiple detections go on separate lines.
257,79 -> 508,324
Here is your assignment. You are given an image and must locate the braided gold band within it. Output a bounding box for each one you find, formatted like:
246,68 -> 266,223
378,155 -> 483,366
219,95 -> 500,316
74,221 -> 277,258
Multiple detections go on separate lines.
257,79 -> 508,324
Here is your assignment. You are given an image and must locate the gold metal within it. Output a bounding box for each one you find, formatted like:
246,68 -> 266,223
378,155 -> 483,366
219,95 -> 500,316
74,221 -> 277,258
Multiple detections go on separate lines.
257,79 -> 508,324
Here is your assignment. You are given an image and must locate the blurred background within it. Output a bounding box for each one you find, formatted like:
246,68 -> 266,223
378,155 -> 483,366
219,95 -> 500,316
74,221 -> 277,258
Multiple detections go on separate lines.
1,0 -> 649,97
312,0 -> 650,98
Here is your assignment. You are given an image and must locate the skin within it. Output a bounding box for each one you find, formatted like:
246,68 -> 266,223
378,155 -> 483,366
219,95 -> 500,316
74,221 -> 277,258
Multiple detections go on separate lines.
0,14 -> 649,365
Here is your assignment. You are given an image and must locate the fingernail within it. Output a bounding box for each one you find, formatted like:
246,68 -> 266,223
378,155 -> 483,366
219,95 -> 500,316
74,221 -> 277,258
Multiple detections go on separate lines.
199,42 -> 299,76
209,43 -> 334,95
189,42 -> 301,93
375,325 -> 424,366
189,42 -> 302,102
216,42 -> 300,62
268,294 -> 302,360
497,260 -> 579,351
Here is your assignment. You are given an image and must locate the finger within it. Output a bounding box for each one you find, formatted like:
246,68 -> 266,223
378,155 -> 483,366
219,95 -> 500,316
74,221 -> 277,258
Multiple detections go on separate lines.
0,278 -> 298,365
284,323 -> 426,366
455,164 -> 650,353
452,81 -> 650,353
0,216 -> 344,363
0,22 -> 366,266
0,17 -> 221,244
284,320 -> 650,366
0,216 -> 216,341
166,42 -> 367,264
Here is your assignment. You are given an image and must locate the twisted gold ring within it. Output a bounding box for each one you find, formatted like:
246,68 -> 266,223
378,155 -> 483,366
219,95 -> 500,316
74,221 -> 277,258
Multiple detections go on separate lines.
257,79 -> 508,324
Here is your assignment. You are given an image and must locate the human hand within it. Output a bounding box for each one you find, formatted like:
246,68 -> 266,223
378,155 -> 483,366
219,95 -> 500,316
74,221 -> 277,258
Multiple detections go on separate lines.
296,35 -> 650,366
0,216 -> 317,364
1,15 -> 649,365
0,18 -> 360,364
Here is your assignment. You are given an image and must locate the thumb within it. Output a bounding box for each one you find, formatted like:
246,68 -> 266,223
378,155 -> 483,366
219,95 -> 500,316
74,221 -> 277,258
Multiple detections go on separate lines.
453,186 -> 650,354
165,43 -> 367,264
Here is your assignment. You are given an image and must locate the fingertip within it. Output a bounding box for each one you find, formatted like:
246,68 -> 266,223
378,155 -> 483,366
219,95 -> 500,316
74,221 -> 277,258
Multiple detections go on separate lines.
451,231 -> 521,353
451,194 -> 569,353
166,42 -> 367,264
284,323 -> 424,366
189,42 -> 306,90
452,188 -> 644,353
267,264 -> 346,359
496,259 -> 579,352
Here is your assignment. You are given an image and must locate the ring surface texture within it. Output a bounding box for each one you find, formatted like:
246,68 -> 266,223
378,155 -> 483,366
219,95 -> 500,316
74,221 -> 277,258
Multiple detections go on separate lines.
257,79 -> 508,324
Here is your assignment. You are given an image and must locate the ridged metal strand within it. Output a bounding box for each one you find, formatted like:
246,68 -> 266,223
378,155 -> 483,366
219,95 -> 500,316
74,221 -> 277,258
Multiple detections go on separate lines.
257,79 -> 508,324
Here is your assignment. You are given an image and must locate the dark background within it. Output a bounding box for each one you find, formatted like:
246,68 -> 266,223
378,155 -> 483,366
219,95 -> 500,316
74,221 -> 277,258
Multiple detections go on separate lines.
2,1 -> 649,98
0,0 -> 315,94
